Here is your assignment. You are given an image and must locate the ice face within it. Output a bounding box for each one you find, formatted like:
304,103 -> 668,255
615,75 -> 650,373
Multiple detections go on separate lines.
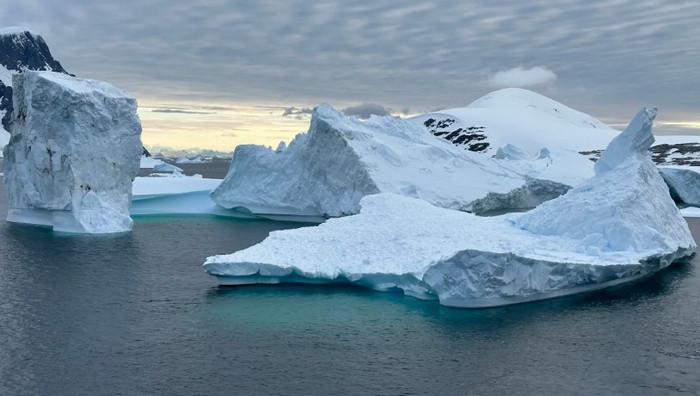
204,107 -> 696,307
3,71 -> 142,233
659,167 -> 700,207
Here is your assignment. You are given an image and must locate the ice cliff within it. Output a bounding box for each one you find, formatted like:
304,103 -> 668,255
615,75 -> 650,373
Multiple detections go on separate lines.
212,104 -> 567,221
3,71 -> 142,233
204,107 -> 696,308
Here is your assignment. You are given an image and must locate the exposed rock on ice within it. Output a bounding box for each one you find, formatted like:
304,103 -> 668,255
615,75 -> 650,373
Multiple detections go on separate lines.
204,107 -> 696,307
659,167 -> 700,207
211,104 -> 568,221
3,71 -> 142,233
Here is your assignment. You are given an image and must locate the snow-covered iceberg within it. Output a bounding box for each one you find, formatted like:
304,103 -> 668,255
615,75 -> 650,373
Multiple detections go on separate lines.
3,71 -> 142,233
204,107 -> 696,307
211,104 -> 567,221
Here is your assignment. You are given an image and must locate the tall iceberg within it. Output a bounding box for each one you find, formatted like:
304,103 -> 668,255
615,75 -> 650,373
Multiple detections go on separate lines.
205,107 -> 696,307
3,71 -> 142,233
211,104 -> 568,221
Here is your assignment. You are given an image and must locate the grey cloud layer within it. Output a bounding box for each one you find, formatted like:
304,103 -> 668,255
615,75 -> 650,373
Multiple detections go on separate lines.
2,1 -> 699,119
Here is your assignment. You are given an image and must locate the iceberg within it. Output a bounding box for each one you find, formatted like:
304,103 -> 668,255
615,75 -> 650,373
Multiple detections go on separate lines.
211,104 -> 569,221
204,107 -> 696,307
659,167 -> 700,207
3,71 -> 142,233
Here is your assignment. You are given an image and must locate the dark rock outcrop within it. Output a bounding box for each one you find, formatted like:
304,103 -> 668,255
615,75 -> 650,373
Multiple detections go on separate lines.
0,29 -> 70,132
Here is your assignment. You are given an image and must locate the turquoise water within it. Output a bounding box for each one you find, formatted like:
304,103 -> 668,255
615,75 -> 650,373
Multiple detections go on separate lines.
0,183 -> 699,394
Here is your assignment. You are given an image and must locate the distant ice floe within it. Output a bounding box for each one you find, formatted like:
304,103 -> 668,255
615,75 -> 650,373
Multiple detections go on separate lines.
130,176 -> 222,216
140,155 -> 165,169
204,107 -> 696,308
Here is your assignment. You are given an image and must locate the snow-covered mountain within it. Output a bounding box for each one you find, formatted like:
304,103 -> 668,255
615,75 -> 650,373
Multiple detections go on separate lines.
411,88 -> 700,167
410,88 -> 617,155
0,28 -> 70,147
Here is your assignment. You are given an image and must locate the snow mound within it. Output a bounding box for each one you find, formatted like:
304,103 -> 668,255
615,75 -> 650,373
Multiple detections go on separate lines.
3,71 -> 142,233
211,104 -> 567,221
660,167 -> 700,207
204,107 -> 696,307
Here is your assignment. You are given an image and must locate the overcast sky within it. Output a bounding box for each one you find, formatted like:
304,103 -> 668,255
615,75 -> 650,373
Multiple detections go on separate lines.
2,1 -> 699,151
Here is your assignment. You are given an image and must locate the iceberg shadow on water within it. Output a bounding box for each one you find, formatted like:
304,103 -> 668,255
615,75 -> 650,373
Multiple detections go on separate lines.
205,107 -> 696,308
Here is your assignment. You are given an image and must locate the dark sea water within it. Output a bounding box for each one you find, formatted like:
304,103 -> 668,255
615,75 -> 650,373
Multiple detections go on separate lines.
0,177 -> 699,395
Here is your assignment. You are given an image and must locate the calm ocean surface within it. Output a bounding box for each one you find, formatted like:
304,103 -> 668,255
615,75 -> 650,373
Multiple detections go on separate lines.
0,174 -> 699,395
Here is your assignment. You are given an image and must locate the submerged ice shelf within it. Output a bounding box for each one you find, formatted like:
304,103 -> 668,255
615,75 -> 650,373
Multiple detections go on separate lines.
204,107 -> 696,308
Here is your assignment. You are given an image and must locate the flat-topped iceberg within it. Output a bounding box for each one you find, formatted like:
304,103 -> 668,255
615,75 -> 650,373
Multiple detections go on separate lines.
204,107 -> 696,307
3,71 -> 142,233
212,104 -> 571,221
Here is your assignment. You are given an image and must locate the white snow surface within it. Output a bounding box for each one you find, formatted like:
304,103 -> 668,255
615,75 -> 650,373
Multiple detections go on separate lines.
3,71 -> 142,233
204,107 -> 696,307
211,104 -> 558,220
681,207 -> 700,218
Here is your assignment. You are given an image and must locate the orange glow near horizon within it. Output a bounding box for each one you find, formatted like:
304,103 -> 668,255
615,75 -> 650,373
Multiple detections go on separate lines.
136,99 -> 700,153
137,100 -> 314,153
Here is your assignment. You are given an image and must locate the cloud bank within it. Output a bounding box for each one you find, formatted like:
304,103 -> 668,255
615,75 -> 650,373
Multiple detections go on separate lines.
342,103 -> 391,119
487,66 -> 557,88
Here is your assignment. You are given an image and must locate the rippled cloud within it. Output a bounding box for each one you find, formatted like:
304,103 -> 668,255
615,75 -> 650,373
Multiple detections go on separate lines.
1,0 -> 698,136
